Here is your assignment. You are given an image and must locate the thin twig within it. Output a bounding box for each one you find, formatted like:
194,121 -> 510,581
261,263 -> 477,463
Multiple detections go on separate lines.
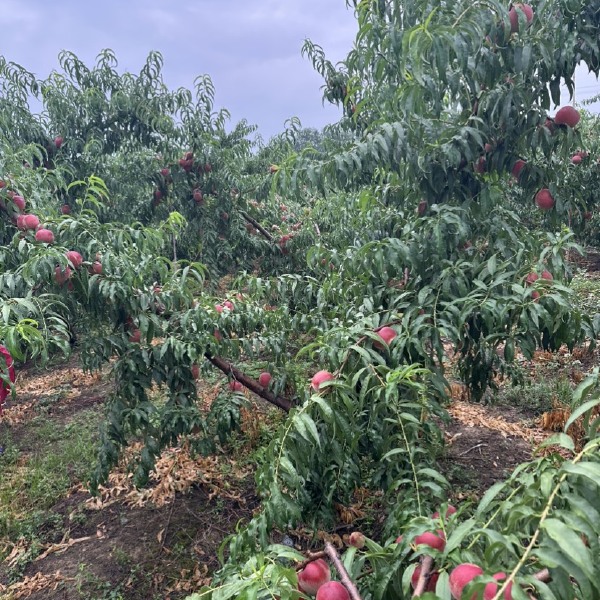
295,551 -> 328,571
459,443 -> 488,456
324,541 -> 363,600
159,495 -> 177,552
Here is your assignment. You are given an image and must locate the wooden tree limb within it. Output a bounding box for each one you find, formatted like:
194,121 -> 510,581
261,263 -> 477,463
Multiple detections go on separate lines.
412,556 -> 434,597
240,210 -> 273,241
324,541 -> 363,600
205,354 -> 292,412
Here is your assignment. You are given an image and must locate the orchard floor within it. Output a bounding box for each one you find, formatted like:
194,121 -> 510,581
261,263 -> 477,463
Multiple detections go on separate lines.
1,266 -> 599,599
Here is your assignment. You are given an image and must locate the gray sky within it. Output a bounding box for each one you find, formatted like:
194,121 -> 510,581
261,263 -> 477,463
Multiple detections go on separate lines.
0,1 -> 597,140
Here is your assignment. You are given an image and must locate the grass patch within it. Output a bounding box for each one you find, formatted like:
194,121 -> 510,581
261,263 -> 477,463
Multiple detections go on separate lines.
0,408 -> 102,552
489,377 -> 573,418
571,271 -> 600,314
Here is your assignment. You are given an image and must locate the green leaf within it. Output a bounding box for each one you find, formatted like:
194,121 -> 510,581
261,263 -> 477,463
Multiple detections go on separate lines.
541,518 -> 595,582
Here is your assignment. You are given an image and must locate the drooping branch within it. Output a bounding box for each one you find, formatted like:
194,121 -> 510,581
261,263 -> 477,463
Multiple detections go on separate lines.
240,210 -> 273,241
205,354 -> 293,412
324,541 -> 363,600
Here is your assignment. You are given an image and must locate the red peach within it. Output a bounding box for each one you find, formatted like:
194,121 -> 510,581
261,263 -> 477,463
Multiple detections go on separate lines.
554,106 -> 580,127
298,559 -> 331,596
509,3 -> 534,32
35,228 -> 54,243
432,505 -> 457,519
54,266 -> 72,285
535,189 -> 554,211
311,370 -> 334,392
12,195 -> 25,211
449,563 -> 484,599
258,372 -> 272,387
484,572 -> 514,600
411,566 -> 440,592
316,581 -> 349,600
128,329 -> 142,343
511,159 -> 526,179
414,530 -> 446,552
374,326 -> 397,349
24,214 -> 40,230
66,251 -> 84,269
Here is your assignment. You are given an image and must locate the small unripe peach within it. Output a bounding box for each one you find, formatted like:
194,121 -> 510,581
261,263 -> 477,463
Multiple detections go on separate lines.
348,531 -> 365,548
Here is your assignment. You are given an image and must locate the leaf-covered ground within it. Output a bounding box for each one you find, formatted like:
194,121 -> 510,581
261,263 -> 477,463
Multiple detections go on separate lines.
1,267 -> 599,599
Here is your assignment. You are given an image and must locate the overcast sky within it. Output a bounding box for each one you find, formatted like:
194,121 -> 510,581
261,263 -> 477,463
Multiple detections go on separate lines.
0,0 -> 597,140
